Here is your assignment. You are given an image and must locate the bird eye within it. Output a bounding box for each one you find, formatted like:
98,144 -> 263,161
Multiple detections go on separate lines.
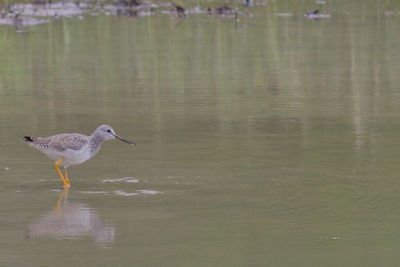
107,129 -> 111,133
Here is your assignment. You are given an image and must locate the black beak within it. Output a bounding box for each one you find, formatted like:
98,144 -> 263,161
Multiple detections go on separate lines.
114,134 -> 135,146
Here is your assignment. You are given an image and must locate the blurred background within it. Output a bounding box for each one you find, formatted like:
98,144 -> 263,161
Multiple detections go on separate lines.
1,0 -> 400,266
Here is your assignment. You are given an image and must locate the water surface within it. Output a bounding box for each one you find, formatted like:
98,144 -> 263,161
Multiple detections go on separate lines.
1,2 -> 400,266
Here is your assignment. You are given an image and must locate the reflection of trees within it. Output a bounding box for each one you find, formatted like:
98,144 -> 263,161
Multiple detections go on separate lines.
0,1 -> 399,152
27,189 -> 115,247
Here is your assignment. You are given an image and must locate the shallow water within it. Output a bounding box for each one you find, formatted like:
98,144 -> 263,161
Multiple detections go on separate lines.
1,1 -> 400,266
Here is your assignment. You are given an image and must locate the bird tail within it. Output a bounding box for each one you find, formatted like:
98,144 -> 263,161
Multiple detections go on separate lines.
23,136 -> 35,143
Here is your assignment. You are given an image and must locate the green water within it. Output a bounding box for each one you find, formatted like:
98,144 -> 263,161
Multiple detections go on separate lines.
1,2 -> 400,266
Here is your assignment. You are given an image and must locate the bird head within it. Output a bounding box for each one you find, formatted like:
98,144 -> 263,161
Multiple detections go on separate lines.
95,125 -> 135,145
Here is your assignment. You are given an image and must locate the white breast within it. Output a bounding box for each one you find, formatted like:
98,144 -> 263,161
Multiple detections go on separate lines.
44,143 -> 92,167
63,146 -> 92,166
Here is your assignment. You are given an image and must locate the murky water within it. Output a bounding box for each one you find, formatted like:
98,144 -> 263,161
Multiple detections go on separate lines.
1,1 -> 400,266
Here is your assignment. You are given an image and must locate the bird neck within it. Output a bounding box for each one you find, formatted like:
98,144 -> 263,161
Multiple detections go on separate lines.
89,131 -> 107,155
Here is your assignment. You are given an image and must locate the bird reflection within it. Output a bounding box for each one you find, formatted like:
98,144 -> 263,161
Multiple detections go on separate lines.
27,189 -> 115,247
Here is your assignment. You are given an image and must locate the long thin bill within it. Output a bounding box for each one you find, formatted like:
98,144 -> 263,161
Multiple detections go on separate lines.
115,135 -> 136,146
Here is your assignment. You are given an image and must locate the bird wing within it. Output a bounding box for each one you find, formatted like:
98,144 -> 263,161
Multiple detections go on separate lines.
47,134 -> 89,152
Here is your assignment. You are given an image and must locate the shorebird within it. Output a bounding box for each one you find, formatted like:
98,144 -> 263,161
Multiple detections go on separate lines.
23,124 -> 135,188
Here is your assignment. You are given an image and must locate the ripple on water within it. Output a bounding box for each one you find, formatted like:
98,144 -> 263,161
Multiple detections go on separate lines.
114,190 -> 163,196
113,190 -> 139,196
137,190 -> 162,195
76,189 -> 163,197
102,177 -> 139,183
79,191 -> 109,194
261,174 -> 385,226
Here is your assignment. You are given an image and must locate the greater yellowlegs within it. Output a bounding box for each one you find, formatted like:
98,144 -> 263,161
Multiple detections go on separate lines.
23,124 -> 135,188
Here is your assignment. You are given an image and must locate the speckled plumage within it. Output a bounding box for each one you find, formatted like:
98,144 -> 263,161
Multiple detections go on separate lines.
29,134 -> 89,152
23,124 -> 135,188
23,124 -> 135,168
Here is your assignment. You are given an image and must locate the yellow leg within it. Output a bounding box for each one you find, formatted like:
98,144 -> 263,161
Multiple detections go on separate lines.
54,158 -> 69,188
64,168 -> 71,187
